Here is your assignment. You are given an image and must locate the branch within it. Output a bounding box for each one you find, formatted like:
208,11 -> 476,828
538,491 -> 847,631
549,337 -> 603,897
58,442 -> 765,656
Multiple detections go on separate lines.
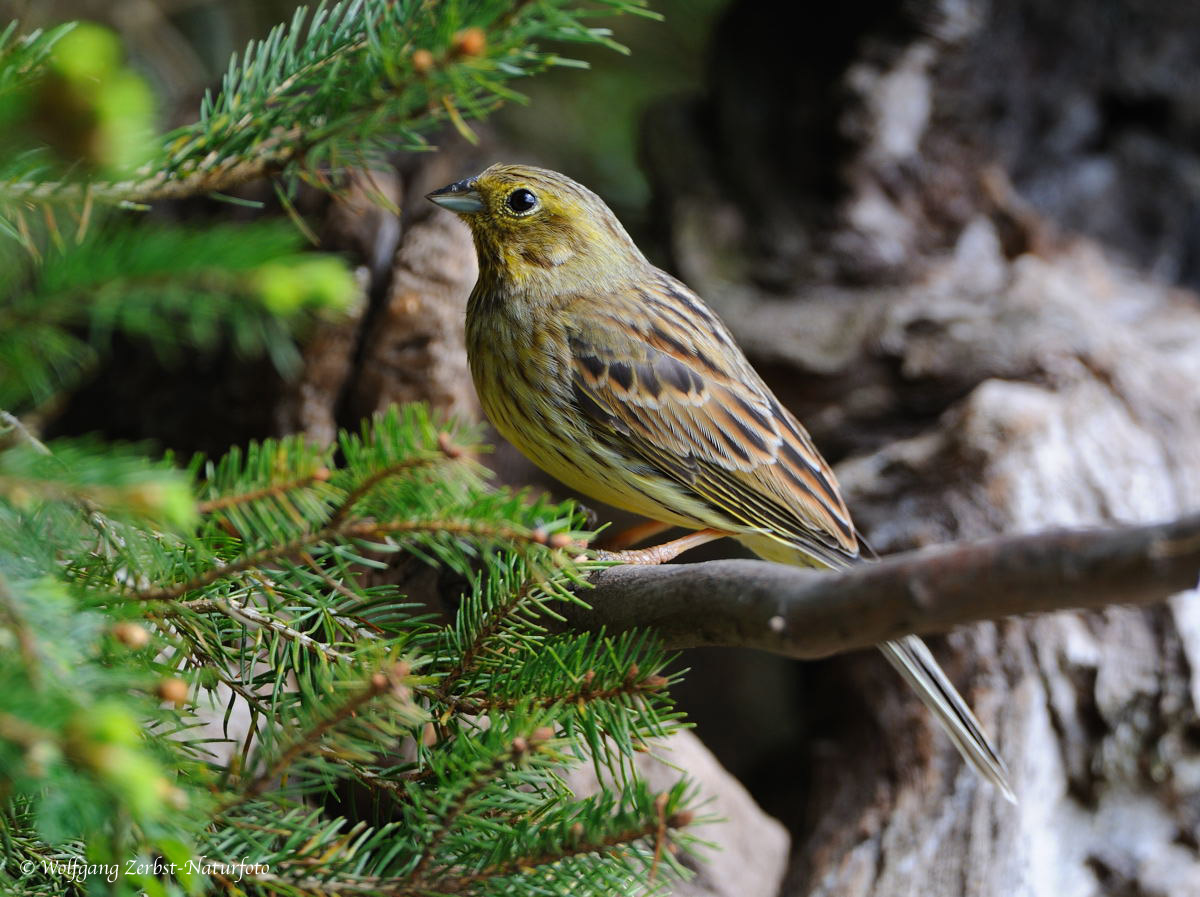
178,596 -> 355,662
0,409 -> 50,455
430,806 -> 692,895
197,468 -> 330,514
325,453 -> 452,527
408,731 -> 549,886
226,663 -> 409,808
4,155 -> 288,209
434,667 -> 670,715
559,514 -> 1200,659
130,517 -> 545,602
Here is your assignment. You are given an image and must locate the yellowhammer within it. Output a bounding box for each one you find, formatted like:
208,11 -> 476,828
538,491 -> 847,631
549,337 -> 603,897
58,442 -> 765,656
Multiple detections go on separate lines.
428,163 -> 1014,801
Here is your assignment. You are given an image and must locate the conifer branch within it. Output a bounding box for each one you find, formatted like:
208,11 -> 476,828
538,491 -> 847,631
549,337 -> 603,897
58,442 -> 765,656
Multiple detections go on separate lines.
178,596 -> 356,662
171,632 -> 274,717
434,577 -> 539,706
231,663 -> 411,807
432,810 -> 690,894
134,531 -> 333,601
408,728 -> 554,886
197,469 -> 331,514
325,454 -> 452,527
0,0 -> 694,887
131,517 -> 547,602
364,519 -> 546,544
299,549 -> 370,608
0,409 -> 49,455
443,667 -> 670,715
251,813 -> 690,897
315,749 -> 417,802
1,0 -> 656,216
0,152 -> 294,209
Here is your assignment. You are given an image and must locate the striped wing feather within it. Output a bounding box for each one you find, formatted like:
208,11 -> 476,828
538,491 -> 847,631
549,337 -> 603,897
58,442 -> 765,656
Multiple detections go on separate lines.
564,276 -> 859,566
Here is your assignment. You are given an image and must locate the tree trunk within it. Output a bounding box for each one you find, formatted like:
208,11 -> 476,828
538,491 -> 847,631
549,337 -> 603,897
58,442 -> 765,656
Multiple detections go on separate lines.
640,1 -> 1200,894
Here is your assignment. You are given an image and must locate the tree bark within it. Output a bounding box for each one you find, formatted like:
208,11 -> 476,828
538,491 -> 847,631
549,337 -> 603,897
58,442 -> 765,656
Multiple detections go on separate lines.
564,514 -> 1200,658
640,1 -> 1200,894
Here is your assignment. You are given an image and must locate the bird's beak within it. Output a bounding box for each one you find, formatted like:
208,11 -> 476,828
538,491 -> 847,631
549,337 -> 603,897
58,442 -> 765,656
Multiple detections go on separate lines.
426,177 -> 484,214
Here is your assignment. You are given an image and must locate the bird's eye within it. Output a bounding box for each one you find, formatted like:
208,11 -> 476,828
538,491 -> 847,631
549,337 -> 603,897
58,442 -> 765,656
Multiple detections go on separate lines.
505,188 -> 539,215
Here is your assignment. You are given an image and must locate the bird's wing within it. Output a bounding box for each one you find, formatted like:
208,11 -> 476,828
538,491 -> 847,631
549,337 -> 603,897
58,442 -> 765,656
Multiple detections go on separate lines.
564,275 -> 858,565
567,277 -> 1016,801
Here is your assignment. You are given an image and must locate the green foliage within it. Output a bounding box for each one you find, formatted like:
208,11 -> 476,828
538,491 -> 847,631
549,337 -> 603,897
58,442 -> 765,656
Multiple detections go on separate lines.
0,0 -> 657,436
0,220 -> 357,413
0,435 -> 197,529
0,19 -> 156,184
0,0 -> 657,225
0,20 -> 74,99
0,4 -> 700,895
0,405 -> 700,897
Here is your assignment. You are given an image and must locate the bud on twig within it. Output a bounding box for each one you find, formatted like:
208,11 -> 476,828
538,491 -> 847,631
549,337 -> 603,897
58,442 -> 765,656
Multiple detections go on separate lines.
112,622 -> 150,649
412,49 -> 435,75
452,27 -> 486,57
437,431 -> 464,458
157,678 -> 188,707
667,809 -> 694,829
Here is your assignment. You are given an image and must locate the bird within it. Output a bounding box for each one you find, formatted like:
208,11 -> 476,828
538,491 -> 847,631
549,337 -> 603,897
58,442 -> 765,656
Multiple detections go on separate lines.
427,163 -> 1014,801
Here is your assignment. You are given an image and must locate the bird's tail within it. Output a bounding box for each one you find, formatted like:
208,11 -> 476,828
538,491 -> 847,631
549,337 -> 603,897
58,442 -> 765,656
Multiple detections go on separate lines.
878,635 -> 1016,803
737,533 -> 1015,800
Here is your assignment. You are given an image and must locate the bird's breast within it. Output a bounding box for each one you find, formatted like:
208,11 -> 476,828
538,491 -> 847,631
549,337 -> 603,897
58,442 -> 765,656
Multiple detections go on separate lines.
464,299 -> 705,527
466,301 -> 571,450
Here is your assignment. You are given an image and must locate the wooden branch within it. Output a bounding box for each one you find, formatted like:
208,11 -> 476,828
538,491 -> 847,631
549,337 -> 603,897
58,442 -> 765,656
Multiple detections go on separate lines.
560,514 -> 1200,659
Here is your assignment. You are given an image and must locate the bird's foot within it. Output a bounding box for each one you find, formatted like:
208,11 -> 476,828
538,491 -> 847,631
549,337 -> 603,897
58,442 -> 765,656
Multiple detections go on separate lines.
595,528 -> 726,565
595,519 -> 673,551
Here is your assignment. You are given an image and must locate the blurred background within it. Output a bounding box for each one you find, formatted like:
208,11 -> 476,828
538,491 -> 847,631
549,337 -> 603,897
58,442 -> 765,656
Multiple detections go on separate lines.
3,1 -> 1200,894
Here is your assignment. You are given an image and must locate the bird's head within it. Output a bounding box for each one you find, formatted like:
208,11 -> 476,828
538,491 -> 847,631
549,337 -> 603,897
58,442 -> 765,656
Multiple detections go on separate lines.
427,163 -> 646,294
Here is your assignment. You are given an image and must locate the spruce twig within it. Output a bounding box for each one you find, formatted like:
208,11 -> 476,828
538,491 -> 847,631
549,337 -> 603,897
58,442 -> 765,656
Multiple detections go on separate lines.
178,597 -> 356,662
0,409 -> 49,455
438,668 -> 670,715
230,663 -> 411,807
197,468 -> 331,514
408,727 -> 555,886
130,517 -> 548,602
325,452 -> 454,527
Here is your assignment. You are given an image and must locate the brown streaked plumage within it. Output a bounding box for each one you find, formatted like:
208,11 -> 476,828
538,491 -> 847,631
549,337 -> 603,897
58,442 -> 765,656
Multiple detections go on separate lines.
428,163 -> 1015,801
